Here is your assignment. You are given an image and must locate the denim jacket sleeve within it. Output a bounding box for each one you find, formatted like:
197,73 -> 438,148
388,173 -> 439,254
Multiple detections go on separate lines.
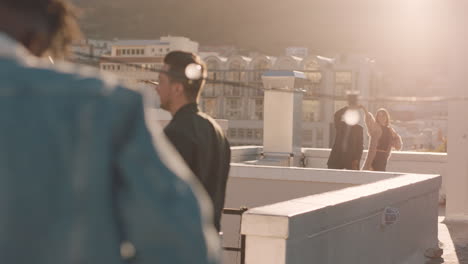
112,88 -> 220,264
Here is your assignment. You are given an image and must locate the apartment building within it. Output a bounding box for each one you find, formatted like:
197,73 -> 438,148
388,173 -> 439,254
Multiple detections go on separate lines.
100,38 -> 381,148
201,53 -> 380,147
99,36 -> 198,88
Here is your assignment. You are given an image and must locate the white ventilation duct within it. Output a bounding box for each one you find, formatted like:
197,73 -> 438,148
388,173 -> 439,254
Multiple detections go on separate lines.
248,71 -> 306,167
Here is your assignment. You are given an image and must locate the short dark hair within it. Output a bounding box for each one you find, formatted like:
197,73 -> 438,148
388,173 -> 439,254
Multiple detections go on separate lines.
1,0 -> 82,57
164,51 -> 207,102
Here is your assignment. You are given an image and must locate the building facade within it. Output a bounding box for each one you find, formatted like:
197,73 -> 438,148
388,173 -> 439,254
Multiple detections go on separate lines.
99,38 -> 382,148
99,36 -> 198,88
201,53 -> 381,147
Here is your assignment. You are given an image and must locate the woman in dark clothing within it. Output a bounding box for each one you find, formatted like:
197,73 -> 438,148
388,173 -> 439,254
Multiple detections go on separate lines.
360,106 -> 402,171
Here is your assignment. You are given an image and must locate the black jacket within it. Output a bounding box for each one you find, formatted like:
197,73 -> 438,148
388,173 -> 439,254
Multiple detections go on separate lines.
327,106 -> 364,170
164,103 -> 231,231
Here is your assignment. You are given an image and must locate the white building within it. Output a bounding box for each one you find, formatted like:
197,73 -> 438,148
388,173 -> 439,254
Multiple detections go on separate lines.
69,39 -> 113,64
110,36 -> 198,57
100,38 -> 381,149
100,36 -> 199,88
201,53 -> 381,148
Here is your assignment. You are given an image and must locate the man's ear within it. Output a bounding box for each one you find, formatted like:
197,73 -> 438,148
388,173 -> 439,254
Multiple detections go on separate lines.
172,82 -> 185,97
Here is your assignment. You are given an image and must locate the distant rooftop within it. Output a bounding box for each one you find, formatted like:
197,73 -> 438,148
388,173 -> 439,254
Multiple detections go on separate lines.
263,70 -> 307,79
113,40 -> 170,46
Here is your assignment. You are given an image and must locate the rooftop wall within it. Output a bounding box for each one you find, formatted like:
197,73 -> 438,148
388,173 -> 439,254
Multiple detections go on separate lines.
241,173 -> 441,264
230,146 -> 447,202
226,164 -> 402,209
303,148 -> 447,202
230,146 -> 263,163
222,163 -> 403,264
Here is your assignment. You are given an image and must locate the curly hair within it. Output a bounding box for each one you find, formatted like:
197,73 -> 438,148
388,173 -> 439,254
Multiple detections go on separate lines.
1,0 -> 82,57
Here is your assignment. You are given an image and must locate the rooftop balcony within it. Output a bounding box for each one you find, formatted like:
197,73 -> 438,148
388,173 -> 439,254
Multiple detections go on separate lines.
222,146 -> 449,264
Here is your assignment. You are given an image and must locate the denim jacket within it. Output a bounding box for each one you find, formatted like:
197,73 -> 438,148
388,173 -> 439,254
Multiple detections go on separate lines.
0,33 -> 219,264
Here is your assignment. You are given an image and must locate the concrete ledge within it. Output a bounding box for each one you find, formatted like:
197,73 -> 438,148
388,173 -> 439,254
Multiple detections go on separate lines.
241,173 -> 442,264
230,146 -> 263,163
302,148 -> 447,163
302,148 -> 447,203
230,164 -> 401,185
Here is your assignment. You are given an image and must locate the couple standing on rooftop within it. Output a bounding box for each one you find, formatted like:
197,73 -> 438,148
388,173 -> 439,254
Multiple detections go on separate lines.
327,96 -> 403,172
0,0 -> 230,263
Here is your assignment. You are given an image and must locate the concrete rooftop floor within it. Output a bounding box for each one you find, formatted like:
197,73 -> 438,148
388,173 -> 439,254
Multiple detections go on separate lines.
430,207 -> 468,264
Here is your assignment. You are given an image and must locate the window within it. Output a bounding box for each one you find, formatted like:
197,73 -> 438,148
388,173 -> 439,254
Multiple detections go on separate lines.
228,61 -> 243,81
252,60 -> 269,82
224,98 -> 242,119
253,88 -> 264,96
160,48 -> 163,52
303,100 -> 320,122
131,49 -> 135,55
254,129 -> 263,140
227,98 -> 240,108
238,129 -> 245,138
203,85 -> 215,97
166,48 -> 170,52
335,71 -> 352,83
206,61 -> 218,80
202,98 -> 217,118
316,128 -> 323,141
224,86 -> 241,96
335,72 -> 353,96
304,60 -> 322,83
246,129 -> 253,139
250,98 -> 263,120
225,110 -> 241,120
228,128 -> 237,138
303,83 -> 320,98
140,49 -> 145,55
303,130 -> 313,142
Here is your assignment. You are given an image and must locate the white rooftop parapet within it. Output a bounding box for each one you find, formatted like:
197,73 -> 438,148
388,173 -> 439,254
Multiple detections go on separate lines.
301,148 -> 448,203
240,173 -> 441,264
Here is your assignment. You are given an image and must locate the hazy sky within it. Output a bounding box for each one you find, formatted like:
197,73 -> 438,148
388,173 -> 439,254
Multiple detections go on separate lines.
77,0 -> 453,72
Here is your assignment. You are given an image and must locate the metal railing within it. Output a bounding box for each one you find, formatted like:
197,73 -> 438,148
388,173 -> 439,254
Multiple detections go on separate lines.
221,207 -> 248,264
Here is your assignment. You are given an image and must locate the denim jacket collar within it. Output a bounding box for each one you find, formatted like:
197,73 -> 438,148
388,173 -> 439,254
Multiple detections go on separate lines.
0,33 -> 32,62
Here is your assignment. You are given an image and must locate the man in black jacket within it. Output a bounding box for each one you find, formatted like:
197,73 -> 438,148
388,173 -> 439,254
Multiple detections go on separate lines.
156,51 -> 231,232
327,105 -> 364,170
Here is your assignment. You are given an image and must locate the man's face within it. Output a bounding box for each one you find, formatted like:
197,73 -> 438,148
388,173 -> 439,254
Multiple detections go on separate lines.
156,64 -> 175,111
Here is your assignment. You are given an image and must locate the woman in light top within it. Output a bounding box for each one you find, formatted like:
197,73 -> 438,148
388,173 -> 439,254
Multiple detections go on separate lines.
360,106 -> 402,171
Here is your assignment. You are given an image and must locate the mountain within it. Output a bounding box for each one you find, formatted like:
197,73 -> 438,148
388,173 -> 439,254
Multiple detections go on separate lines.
72,0 -> 450,69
